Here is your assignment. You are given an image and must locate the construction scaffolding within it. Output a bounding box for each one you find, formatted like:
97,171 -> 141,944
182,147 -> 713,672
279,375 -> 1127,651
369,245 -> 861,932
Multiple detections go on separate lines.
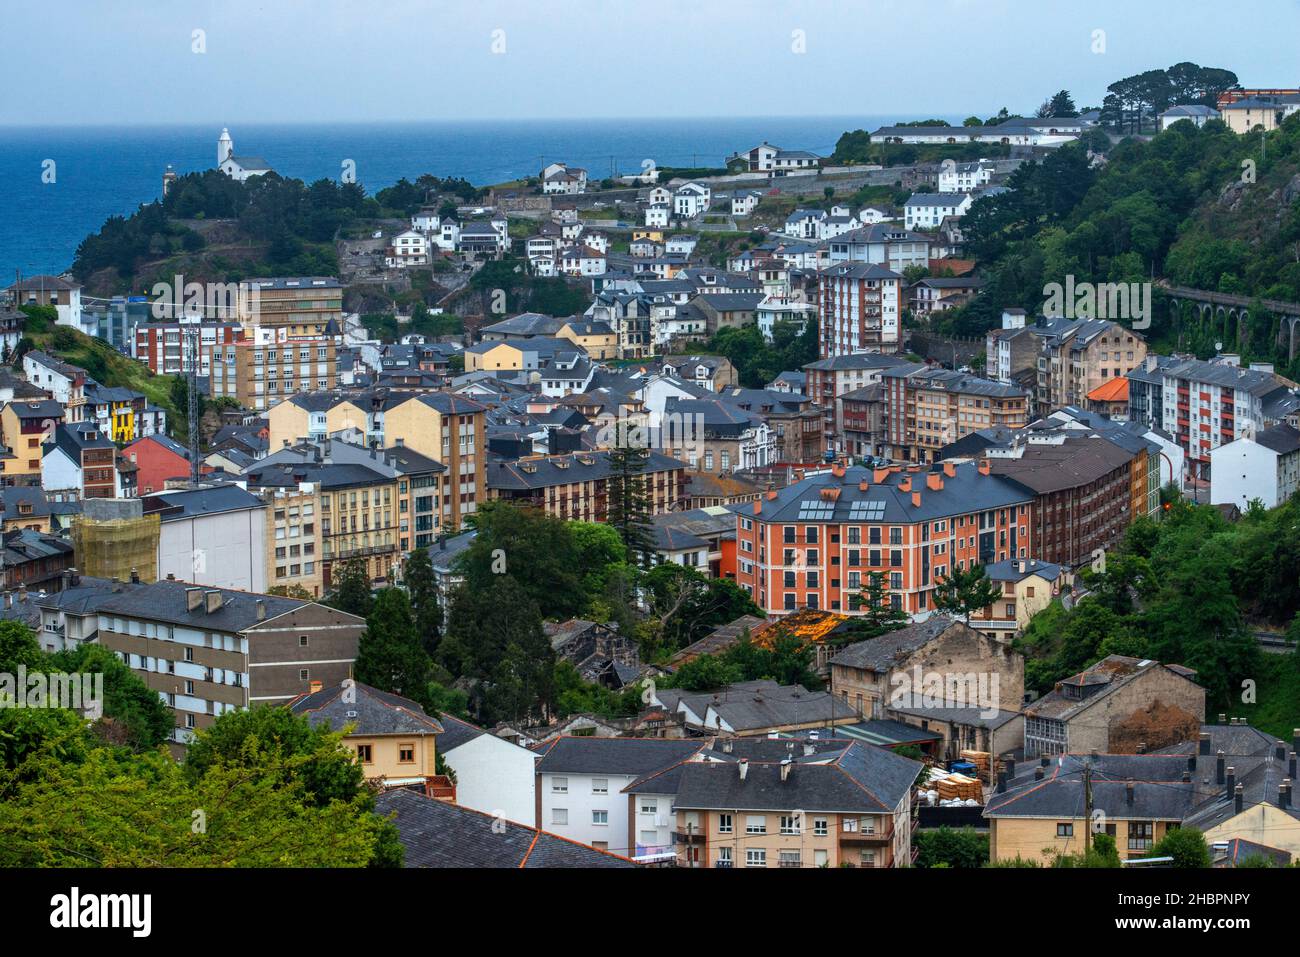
71,499 -> 160,583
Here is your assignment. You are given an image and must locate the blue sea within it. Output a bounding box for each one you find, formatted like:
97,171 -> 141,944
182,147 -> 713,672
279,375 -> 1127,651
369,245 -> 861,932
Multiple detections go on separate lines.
0,116 -> 957,278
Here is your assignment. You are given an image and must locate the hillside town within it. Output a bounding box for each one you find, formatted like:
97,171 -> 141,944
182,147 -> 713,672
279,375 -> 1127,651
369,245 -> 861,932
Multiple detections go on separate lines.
5,42 -> 1300,893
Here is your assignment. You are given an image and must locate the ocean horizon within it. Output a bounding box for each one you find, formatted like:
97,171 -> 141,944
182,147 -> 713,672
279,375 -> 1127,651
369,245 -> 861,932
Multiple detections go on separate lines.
1,115 -> 964,279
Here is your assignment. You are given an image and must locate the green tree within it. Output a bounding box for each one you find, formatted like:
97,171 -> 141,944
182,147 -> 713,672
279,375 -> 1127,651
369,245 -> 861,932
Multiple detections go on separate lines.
402,546 -> 442,656
914,826 -> 990,868
606,434 -> 655,567
933,563 -> 1003,623
1150,826 -> 1212,868
356,588 -> 432,699
327,557 -> 374,618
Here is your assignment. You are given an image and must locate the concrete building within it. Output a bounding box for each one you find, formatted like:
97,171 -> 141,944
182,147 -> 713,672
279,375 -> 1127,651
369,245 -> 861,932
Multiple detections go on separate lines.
1209,423 -> 1300,509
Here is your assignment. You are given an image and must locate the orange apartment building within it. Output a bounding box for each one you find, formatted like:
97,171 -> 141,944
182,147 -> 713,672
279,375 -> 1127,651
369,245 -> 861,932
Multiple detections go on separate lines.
734,461 -> 1034,617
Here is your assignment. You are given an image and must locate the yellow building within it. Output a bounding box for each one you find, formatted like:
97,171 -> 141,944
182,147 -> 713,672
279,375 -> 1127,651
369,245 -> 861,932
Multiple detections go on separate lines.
288,681 -> 453,798
1220,95 -> 1300,134
559,318 -> 618,360
1,398 -> 63,486
381,392 -> 486,531
266,394 -> 370,450
968,558 -> 1071,637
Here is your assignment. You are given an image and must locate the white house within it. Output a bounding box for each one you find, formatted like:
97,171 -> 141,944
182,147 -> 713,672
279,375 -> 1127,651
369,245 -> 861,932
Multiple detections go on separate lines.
541,162 -> 588,194
757,298 -> 816,342
534,737 -> 706,858
384,230 -> 429,268
904,193 -> 973,230
937,160 -> 994,193
665,234 -> 698,256
858,206 -> 891,224
1210,424 -> 1300,509
674,182 -> 711,219
561,245 -> 607,277
436,713 -> 536,825
784,208 -> 824,239
645,204 -> 671,227
731,190 -> 761,216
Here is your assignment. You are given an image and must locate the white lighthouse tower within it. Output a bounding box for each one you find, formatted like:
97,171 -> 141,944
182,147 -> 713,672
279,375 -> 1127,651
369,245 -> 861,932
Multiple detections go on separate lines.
218,128 -> 234,166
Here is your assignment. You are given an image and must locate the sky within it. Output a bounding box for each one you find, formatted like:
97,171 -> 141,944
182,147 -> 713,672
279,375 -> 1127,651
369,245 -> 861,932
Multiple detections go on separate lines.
2,0 -> 1298,125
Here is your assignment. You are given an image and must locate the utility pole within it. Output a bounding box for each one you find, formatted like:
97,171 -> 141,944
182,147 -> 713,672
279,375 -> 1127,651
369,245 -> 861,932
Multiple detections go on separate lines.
1083,757 -> 1094,857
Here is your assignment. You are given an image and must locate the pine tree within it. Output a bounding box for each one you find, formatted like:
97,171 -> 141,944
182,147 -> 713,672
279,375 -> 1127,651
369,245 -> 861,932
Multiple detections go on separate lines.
402,547 -> 442,656
327,557 -> 374,618
933,563 -> 1003,623
356,588 -> 431,698
846,571 -> 909,640
605,430 -> 655,567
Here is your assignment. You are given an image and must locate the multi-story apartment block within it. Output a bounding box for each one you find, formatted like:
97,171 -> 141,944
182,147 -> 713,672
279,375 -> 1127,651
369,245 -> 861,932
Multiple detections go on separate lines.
734,461 -> 1034,617
382,392 -> 487,531
41,422 -> 121,498
670,742 -> 921,868
89,579 -> 364,751
881,366 -> 1030,464
238,276 -> 343,336
134,320 -> 244,375
1127,353 -> 1300,486
985,432 -> 1144,567
486,449 -> 688,521
804,353 -> 912,453
1,398 -> 63,486
1210,424 -> 1300,509
22,351 -> 85,422
1035,318 -> 1147,412
817,263 -> 903,357
204,336 -> 337,412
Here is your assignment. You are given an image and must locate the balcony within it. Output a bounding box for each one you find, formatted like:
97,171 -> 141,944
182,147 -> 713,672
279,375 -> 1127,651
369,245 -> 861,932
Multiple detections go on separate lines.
839,821 -> 893,844
674,828 -> 707,844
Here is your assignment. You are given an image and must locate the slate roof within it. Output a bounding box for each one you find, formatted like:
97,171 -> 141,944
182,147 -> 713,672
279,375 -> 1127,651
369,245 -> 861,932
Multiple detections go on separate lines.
534,736 -> 705,777
376,788 -> 636,868
829,616 -> 961,671
435,711 -> 490,752
92,578 -> 335,633
1255,423 -> 1300,455
289,681 -> 443,736
671,741 -> 921,813
744,462 -> 1031,525
143,484 -> 266,520
1026,655 -> 1201,722
983,558 -> 1063,583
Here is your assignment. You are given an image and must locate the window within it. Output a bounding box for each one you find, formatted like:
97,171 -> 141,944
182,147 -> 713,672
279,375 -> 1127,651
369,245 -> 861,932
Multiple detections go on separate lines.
552,777 -> 568,794
1129,822 -> 1154,851
591,810 -> 608,826
780,815 -> 801,835
745,848 -> 767,868
552,808 -> 568,826
718,813 -> 733,834
717,847 -> 733,867
745,815 -> 767,834
299,669 -> 309,681
592,778 -> 608,794
356,744 -> 373,763
299,635 -> 309,647
778,850 -> 801,868
813,817 -> 828,836
398,743 -> 415,763
640,799 -> 657,814
1056,823 -> 1074,837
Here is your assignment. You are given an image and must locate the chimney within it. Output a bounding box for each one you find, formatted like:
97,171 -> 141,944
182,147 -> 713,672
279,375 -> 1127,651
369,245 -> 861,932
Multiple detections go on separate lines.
738,758 -> 749,781
166,572 -> 176,581
873,468 -> 890,484
1218,713 -> 1227,724
911,491 -> 922,508
1234,783 -> 1244,814
1041,755 -> 1050,767
1034,767 -> 1045,780
1278,741 -> 1288,762
69,567 -> 80,588
1216,750 -> 1225,785
858,480 -> 869,492
1279,779 -> 1292,809
309,680 -> 323,693
204,590 -> 223,614
831,463 -> 845,478
722,738 -> 733,754
61,569 -> 72,590
1187,755 -> 1197,773
780,758 -> 793,782
1126,779 -> 1134,805
803,743 -> 815,757
978,459 -> 991,476
898,476 -> 912,493
1181,769 -> 1191,783
255,599 -> 267,621
130,567 -> 140,585
2,593 -> 9,610
185,586 -> 203,612
1006,758 -> 1016,780
395,437 -> 404,448
943,462 -> 956,478
766,489 -> 778,500
996,772 -> 1007,793
754,498 -> 762,515
1293,728 -> 1300,756
1198,732 -> 1211,756
1136,742 -> 1146,755
927,473 -> 943,492
1226,766 -> 1236,796
1290,752 -> 1297,781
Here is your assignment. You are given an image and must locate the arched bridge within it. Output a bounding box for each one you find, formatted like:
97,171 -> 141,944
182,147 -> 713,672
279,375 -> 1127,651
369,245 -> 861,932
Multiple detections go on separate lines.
1159,281 -> 1300,359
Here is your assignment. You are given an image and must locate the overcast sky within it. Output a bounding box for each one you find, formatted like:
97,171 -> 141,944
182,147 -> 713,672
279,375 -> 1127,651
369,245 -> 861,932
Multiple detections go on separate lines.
3,0 -> 1297,125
